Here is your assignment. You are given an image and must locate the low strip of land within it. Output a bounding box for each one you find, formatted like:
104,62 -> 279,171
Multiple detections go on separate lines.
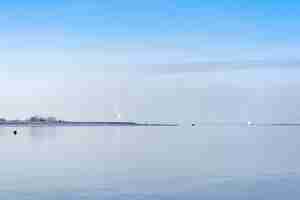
0,121 -> 179,127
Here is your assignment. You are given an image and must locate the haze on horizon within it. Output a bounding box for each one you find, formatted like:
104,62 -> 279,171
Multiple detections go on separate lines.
1,0 -> 300,123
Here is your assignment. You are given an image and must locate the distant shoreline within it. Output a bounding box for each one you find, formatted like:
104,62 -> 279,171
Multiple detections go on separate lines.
0,121 -> 179,127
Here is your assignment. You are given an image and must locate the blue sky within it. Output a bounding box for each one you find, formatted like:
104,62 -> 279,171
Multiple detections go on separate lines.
1,0 -> 300,121
1,0 -> 300,68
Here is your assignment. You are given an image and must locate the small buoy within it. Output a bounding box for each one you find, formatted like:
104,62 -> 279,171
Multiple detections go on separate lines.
13,130 -> 17,135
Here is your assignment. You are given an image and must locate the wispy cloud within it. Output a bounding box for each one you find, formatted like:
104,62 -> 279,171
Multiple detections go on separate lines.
136,60 -> 300,76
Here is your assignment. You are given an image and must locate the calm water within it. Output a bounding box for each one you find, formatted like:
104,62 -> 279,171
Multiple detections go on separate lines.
0,125 -> 300,199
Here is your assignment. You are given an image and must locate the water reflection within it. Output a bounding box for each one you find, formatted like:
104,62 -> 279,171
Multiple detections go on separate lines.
29,126 -> 57,142
0,126 -> 7,135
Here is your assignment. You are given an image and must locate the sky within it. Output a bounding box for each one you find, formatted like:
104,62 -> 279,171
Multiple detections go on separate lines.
1,0 -> 300,122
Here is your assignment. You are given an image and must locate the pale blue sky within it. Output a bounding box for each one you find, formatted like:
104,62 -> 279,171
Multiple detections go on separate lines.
1,0 -> 300,70
1,0 -> 300,121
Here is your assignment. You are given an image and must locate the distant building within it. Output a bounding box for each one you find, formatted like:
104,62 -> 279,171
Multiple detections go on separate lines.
47,117 -> 57,122
29,116 -> 41,122
29,116 -> 57,123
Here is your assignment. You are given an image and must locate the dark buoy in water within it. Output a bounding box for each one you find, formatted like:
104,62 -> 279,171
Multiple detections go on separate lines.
13,130 -> 17,135
192,123 -> 196,126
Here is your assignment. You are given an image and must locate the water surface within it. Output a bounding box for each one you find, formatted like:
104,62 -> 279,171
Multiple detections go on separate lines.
0,126 -> 299,199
